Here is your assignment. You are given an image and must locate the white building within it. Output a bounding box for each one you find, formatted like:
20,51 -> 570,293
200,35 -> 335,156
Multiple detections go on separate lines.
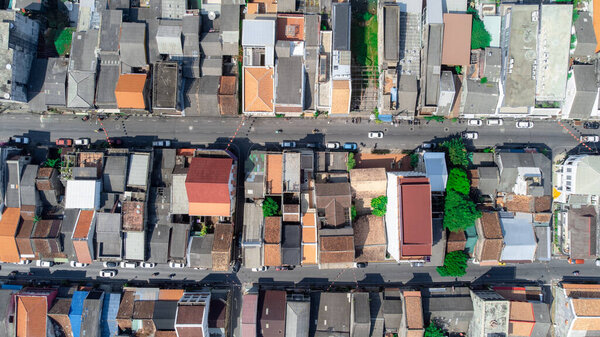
555,155 -> 600,203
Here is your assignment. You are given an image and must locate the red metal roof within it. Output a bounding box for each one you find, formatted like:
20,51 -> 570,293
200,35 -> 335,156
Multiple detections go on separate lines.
400,177 -> 432,257
185,157 -> 233,215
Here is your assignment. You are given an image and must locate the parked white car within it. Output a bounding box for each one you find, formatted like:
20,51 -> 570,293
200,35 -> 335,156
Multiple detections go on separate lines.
74,138 -> 90,146
17,259 -> 32,265
251,266 -> 268,272
169,261 -> 185,268
467,119 -> 483,126
580,135 -> 600,143
486,119 -> 503,126
462,131 -> 479,140
326,142 -> 340,149
99,270 -> 117,278
516,121 -> 534,128
70,261 -> 88,268
120,261 -> 137,269
36,260 -> 53,267
368,131 -> 384,139
140,262 -> 156,268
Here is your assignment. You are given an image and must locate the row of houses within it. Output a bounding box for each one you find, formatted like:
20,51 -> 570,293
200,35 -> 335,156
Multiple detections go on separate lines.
242,146 -> 558,270
0,145 -> 237,270
0,285 -> 229,337
0,0 -> 241,116
242,282 -> 600,337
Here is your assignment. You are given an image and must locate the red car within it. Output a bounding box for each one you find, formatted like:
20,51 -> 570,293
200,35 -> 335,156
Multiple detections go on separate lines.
107,138 -> 123,146
55,138 -> 73,147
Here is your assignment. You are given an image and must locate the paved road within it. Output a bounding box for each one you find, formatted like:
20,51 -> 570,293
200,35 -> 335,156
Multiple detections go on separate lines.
1,114 -> 598,156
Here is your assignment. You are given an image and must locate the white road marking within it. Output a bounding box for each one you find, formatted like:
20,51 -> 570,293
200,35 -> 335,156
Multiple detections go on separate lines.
188,125 -> 193,131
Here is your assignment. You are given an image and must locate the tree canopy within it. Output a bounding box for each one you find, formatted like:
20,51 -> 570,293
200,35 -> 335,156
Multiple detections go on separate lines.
436,250 -> 469,277
446,168 -> 471,195
424,322 -> 446,337
468,7 -> 491,49
371,196 -> 387,217
347,152 -> 356,170
441,137 -> 470,168
262,197 -> 279,217
443,190 -> 481,232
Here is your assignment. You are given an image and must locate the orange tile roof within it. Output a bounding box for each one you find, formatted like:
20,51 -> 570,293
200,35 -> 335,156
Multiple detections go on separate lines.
302,227 -> 317,244
159,289 -> 184,301
355,153 -> 412,171
73,210 -> 94,239
331,80 -> 351,115
302,244 -> 317,265
441,13 -> 472,66
266,154 -> 283,194
219,76 -> 237,95
264,217 -> 282,244
115,74 -> 147,109
248,0 -> 277,13
403,291 -> 424,329
264,243 -> 281,266
17,296 -> 47,337
572,317 -> 600,330
572,298 -> 600,316
276,15 -> 305,41
0,208 -> 21,263
509,302 -> 535,337
244,68 -> 274,112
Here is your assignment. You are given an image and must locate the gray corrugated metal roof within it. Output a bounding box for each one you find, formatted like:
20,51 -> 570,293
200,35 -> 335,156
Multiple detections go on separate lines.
67,71 -> 96,108
96,212 -> 122,233
304,14 -> 319,47
243,203 -> 263,243
569,65 -> 598,119
384,6 -> 399,61
483,47 -> 502,82
200,57 -> 223,76
127,153 -> 150,187
188,234 -> 214,268
276,56 -> 304,106
120,22 -> 147,68
70,30 -> 99,72
242,19 -> 275,47
220,4 -> 240,32
152,61 -> 179,109
477,166 -> 499,196
153,300 -> 177,330
496,152 -> 551,195
535,226 -> 551,262
81,292 -> 104,337
103,156 -> 128,193
124,231 -> 145,260
171,174 -> 189,214
462,79 -> 499,115
44,57 -> 68,106
282,224 -> 301,265
27,58 -> 47,111
169,223 -> 189,260
286,300 -> 310,337
149,224 -> 170,263
397,75 -> 418,113
95,54 -> 120,108
200,32 -> 222,57
574,11 -> 596,58
369,292 -> 384,337
425,23 -> 442,106
61,209 -> 80,260
332,3 -> 351,51
317,293 -> 351,333
100,10 -> 122,52
20,164 -> 38,206
184,77 -> 219,116
352,293 -> 370,336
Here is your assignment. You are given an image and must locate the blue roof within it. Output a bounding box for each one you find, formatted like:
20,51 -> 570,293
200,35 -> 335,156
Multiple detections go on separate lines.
424,152 -> 448,192
378,114 -> 393,122
101,293 -> 121,337
70,291 -> 89,337
1,285 -> 23,290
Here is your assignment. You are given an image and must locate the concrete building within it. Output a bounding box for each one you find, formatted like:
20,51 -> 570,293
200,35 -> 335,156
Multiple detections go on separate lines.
554,283 -> 600,337
555,155 -> 600,203
562,65 -> 599,120
67,29 -> 99,108
469,290 -> 509,337
460,79 -> 500,117
437,71 -> 455,116
0,11 -> 39,103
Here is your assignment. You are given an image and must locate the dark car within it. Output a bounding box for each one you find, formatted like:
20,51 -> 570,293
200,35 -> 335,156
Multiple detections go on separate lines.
355,262 -> 367,268
584,122 -> 600,129
231,260 -> 241,273
275,266 -> 294,271
107,138 -> 123,146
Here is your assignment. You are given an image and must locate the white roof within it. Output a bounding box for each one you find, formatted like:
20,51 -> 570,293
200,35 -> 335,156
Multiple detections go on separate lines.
65,180 -> 101,209
483,16 -> 501,48
124,231 -> 145,260
499,212 -> 537,262
127,153 -> 150,187
424,152 -> 448,192
427,0 -> 443,24
397,0 -> 423,13
171,174 -> 189,214
242,19 -> 275,47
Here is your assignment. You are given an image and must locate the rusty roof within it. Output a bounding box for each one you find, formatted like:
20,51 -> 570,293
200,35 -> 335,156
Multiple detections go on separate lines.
73,210 -> 94,239
320,235 -> 354,263
264,243 -> 281,266
159,289 -> 184,301
276,15 -> 305,41
403,291 -> 423,329
331,80 -> 351,115
212,223 -> 233,252
264,217 -> 282,244
176,305 -> 205,324
572,298 -> 600,316
133,300 -> 155,319
117,291 -> 135,319
219,76 -> 236,95
122,201 -> 144,231
480,212 -> 503,239
400,177 -> 432,257
480,239 -> 503,262
244,67 -> 274,112
353,215 -> 386,247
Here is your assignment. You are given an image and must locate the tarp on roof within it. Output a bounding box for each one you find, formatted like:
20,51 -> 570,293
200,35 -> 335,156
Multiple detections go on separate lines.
101,293 -> 121,337
70,291 -> 89,337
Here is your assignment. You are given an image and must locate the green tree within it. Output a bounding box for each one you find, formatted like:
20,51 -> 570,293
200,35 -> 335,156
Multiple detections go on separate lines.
33,215 -> 41,224
436,251 -> 469,277
410,153 -> 419,169
347,152 -> 356,170
371,196 -> 387,217
443,190 -> 481,232
441,138 -> 470,168
262,197 -> 279,217
199,224 -> 208,237
424,322 -> 446,337
446,168 -> 470,195
468,7 -> 491,49
351,206 -> 357,221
